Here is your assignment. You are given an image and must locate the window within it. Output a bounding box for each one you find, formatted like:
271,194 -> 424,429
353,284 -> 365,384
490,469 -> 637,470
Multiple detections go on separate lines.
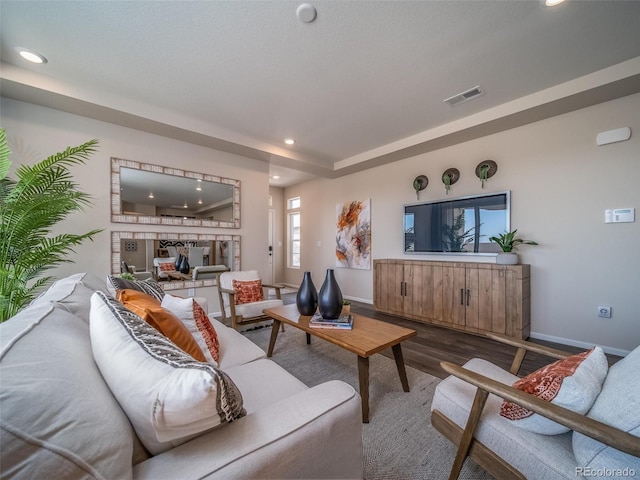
287,197 -> 301,268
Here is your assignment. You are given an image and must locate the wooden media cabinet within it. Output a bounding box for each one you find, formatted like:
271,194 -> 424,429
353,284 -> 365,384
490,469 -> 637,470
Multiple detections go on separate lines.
373,259 -> 530,339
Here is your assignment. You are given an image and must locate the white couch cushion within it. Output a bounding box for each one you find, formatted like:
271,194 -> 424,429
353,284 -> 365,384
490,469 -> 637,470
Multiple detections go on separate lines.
573,345 -> 640,472
0,302 -> 135,479
432,358 -> 579,479
89,292 -> 245,455
211,317 -> 267,369
224,359 -> 308,413
501,347 -> 608,435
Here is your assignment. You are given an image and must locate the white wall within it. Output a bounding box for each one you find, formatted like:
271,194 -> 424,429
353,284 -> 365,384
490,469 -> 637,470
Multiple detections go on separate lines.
1,97 -> 272,311
284,93 -> 640,354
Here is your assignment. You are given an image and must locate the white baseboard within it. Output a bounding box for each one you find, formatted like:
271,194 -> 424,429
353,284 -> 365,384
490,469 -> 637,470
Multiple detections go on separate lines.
343,295 -> 373,305
529,331 -> 630,357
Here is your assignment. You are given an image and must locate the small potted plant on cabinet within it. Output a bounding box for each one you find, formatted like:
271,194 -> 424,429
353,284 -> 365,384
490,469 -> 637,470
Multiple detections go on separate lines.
489,229 -> 538,265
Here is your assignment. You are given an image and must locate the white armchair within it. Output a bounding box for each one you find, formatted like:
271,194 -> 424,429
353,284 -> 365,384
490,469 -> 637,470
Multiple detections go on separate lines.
216,270 -> 284,331
153,257 -> 176,280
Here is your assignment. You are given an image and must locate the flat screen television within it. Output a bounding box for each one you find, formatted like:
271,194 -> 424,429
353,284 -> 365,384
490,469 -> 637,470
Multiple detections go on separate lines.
404,191 -> 510,254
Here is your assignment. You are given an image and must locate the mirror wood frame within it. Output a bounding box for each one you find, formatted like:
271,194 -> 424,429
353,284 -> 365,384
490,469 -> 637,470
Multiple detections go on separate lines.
111,157 -> 241,228
112,231 -> 241,291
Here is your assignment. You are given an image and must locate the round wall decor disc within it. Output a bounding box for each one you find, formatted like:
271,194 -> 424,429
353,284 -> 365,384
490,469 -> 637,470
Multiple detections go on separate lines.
413,175 -> 429,191
442,168 -> 460,185
475,160 -> 498,179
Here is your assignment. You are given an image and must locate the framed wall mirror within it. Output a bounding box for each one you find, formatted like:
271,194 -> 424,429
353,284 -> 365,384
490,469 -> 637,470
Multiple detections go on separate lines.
111,158 -> 240,228
112,232 -> 241,291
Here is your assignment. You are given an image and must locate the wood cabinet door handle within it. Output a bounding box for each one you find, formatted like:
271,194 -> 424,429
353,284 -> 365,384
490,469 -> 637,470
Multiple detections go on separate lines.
466,289 -> 470,306
460,288 -> 464,305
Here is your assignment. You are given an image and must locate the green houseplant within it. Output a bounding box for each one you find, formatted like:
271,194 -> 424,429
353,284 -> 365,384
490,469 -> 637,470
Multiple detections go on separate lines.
0,129 -> 102,322
489,229 -> 538,264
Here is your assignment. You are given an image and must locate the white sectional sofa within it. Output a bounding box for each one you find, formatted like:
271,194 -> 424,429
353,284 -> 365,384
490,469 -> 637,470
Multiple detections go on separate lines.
0,273 -> 363,479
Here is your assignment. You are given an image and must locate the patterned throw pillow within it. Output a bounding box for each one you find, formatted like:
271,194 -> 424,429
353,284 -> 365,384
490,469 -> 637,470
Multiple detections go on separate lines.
232,279 -> 264,305
500,347 -> 608,434
117,289 -> 206,362
158,262 -> 176,272
89,291 -> 245,455
106,275 -> 165,301
161,294 -> 220,365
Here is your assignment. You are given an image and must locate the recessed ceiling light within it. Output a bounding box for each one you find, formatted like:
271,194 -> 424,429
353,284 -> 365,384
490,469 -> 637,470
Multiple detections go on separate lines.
284,138 -> 295,145
272,175 -> 280,180
148,193 -> 154,199
545,0 -> 565,6
196,186 -> 202,191
198,199 -> 203,204
183,203 -> 188,208
16,48 -> 47,64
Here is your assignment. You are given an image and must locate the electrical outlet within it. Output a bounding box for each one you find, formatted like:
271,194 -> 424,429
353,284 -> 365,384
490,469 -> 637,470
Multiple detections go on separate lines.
597,305 -> 611,318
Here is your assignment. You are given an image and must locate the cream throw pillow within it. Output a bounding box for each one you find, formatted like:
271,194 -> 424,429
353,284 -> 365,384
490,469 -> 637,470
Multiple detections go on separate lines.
89,292 -> 245,455
500,346 -> 608,434
161,294 -> 220,365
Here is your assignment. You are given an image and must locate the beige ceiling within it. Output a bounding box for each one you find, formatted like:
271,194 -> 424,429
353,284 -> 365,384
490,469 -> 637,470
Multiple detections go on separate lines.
1,0 -> 640,187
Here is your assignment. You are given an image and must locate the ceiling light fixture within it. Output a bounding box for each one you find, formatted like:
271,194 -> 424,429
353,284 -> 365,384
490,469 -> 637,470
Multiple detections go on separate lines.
183,203 -> 188,208
196,186 -> 202,191
198,199 -> 203,204
545,0 -> 565,5
272,175 -> 280,180
148,193 -> 154,199
284,138 -> 295,145
16,48 -> 48,64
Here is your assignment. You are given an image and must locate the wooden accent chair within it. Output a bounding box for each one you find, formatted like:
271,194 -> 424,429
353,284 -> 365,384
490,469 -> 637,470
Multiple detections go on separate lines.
216,270 -> 285,331
431,333 -> 640,479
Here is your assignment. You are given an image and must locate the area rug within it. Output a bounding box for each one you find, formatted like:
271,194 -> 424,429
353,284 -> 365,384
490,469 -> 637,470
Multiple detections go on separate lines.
243,326 -> 494,480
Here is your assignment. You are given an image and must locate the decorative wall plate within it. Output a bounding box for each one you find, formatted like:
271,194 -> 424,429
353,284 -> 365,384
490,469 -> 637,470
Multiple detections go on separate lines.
442,168 -> 460,185
413,175 -> 429,199
475,160 -> 498,188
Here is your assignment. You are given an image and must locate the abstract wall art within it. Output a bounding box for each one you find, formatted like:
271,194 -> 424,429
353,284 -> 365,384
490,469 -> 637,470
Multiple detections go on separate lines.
336,199 -> 371,269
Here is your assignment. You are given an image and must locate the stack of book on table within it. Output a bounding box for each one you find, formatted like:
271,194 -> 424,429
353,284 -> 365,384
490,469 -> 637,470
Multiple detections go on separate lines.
309,312 -> 354,330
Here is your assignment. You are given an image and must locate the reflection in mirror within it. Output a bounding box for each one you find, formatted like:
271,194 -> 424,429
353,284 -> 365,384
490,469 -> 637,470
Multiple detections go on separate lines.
111,158 -> 240,228
112,232 -> 240,291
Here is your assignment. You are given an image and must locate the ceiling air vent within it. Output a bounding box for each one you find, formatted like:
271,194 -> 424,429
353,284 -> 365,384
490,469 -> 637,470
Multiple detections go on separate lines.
444,86 -> 485,107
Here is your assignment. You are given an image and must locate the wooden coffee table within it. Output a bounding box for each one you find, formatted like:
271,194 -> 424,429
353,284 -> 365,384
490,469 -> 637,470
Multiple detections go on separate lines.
166,271 -> 191,281
263,303 -> 417,423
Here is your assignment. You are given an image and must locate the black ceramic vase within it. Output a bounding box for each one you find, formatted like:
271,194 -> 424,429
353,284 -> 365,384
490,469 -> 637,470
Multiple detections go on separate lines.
179,256 -> 190,274
174,254 -> 183,271
318,269 -> 343,319
296,271 -> 318,316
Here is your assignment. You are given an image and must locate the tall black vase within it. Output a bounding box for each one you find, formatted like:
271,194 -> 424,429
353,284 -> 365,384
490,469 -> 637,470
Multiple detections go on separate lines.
318,269 -> 343,319
296,271 -> 318,316
174,254 -> 183,271
179,256 -> 190,274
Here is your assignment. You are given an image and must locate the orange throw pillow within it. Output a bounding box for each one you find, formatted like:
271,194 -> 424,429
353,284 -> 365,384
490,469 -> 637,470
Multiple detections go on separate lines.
158,262 -> 176,272
117,289 -> 206,362
232,279 -> 264,305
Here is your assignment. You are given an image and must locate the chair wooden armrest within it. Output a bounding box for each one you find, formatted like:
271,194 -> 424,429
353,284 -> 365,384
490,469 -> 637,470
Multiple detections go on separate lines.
485,332 -> 573,375
440,361 -> 640,457
262,283 -> 283,300
219,286 -> 237,295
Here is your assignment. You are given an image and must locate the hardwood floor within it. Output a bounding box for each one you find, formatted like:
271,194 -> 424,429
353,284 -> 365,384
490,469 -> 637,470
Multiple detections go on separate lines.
281,294 -> 621,379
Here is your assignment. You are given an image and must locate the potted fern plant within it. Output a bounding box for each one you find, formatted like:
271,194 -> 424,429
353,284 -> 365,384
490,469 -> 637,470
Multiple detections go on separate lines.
0,129 -> 103,322
489,229 -> 538,265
